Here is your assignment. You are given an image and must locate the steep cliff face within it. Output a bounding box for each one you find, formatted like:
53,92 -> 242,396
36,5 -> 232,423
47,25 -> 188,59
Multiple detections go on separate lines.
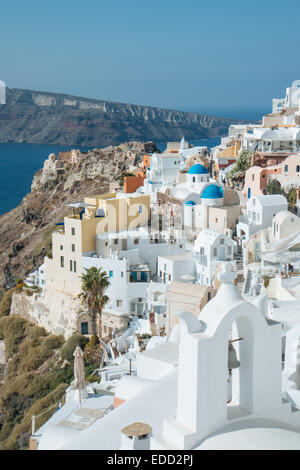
0,88 -> 239,146
0,141 -> 157,290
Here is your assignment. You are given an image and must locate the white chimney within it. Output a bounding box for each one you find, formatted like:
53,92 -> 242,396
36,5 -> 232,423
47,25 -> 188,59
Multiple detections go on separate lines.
119,422 -> 152,450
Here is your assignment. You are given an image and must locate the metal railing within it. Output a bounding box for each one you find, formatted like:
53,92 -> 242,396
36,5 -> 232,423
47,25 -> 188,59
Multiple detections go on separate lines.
31,394 -> 66,437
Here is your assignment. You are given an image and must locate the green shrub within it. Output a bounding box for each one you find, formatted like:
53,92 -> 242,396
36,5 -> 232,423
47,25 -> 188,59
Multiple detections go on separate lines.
0,316 -> 28,357
40,334 -> 64,356
0,288 -> 16,317
86,334 -> 99,348
27,324 -> 47,343
4,383 -> 68,450
59,334 -> 88,362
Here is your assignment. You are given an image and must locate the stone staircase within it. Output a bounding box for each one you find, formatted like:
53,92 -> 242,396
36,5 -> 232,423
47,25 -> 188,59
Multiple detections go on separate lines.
234,245 -> 244,293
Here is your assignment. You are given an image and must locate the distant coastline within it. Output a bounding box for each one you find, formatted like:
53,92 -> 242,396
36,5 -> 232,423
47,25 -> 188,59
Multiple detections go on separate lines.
0,137 -> 221,216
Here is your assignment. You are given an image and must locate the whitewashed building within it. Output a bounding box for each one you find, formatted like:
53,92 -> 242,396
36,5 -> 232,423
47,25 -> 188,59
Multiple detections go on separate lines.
236,194 -> 287,241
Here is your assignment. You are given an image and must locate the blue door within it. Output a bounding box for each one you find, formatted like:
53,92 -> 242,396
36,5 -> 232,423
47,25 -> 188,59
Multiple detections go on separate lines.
248,187 -> 251,199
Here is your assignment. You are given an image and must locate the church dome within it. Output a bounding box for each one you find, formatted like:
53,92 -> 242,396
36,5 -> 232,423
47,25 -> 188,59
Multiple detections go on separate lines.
185,200 -> 196,206
187,164 -> 208,175
201,185 -> 223,199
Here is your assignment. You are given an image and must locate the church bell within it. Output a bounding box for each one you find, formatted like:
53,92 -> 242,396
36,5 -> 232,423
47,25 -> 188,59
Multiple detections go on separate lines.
228,342 -> 240,370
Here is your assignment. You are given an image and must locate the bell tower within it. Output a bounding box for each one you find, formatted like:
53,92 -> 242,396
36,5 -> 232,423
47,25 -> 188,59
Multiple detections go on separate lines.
153,263 -> 289,450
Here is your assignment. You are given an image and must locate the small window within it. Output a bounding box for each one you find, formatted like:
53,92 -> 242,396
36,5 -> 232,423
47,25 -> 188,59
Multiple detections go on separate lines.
72,244 -> 75,252
134,238 -> 139,245
291,218 -> 295,222
220,239 -> 224,245
192,177 -> 196,183
70,260 -> 73,271
252,174 -> 254,181
297,166 -> 300,173
138,204 -> 143,214
285,165 -> 288,172
60,256 -> 64,268
109,270 -> 114,278
215,218 -> 218,223
60,245 -> 63,251
117,300 -> 123,307
71,227 -> 75,236
164,264 -> 167,271
114,239 -> 118,245
74,261 -> 77,273
121,271 -> 124,278
168,274 -> 171,281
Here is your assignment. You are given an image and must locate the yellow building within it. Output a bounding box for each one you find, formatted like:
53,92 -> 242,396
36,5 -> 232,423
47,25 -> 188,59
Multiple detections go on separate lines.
45,192 -> 150,296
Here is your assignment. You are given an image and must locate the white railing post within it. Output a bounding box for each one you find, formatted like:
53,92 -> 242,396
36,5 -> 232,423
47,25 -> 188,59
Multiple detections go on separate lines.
31,415 -> 35,437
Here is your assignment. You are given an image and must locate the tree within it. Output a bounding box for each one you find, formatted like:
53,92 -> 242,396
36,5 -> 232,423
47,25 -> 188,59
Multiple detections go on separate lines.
287,187 -> 297,206
227,150 -> 252,183
266,179 -> 282,195
79,267 -> 110,337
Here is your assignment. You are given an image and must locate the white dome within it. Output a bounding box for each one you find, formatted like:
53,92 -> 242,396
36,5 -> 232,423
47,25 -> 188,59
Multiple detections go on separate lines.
197,427 -> 300,450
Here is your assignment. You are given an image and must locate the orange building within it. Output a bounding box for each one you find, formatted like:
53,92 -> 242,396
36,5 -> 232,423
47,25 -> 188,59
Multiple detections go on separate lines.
124,172 -> 146,193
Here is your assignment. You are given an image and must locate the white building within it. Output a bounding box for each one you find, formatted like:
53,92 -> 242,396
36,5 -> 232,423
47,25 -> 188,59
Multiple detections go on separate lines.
236,194 -> 287,241
272,80 -> 300,113
82,228 -> 184,318
241,127 -> 300,153
143,152 -> 183,195
193,228 -> 236,286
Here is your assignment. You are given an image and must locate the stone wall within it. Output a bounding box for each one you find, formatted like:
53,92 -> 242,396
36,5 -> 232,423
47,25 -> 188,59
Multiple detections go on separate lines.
10,289 -> 88,338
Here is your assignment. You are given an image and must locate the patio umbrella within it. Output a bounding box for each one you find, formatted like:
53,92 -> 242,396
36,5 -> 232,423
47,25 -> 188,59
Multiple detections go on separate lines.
72,346 -> 86,405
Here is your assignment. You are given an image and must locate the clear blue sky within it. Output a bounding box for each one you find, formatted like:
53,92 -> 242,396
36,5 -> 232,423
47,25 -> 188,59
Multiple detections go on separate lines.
1,0 -> 300,118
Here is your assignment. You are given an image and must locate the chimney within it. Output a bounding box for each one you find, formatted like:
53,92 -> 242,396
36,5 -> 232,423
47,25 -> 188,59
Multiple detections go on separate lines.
120,422 -> 152,450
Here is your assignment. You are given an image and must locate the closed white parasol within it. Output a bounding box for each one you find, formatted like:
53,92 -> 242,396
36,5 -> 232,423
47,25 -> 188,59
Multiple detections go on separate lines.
72,346 -> 86,404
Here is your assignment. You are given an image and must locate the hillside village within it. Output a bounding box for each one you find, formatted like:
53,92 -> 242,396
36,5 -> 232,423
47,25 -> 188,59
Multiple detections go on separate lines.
4,81 -> 300,450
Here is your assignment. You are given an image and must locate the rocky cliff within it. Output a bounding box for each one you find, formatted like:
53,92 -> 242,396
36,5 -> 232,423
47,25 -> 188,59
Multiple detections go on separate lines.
0,141 -> 158,291
0,88 -> 240,146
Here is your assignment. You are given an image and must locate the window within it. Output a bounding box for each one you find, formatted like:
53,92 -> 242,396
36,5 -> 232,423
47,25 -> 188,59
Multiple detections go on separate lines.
60,256 -> 64,268
138,204 -> 143,214
109,270 -> 114,278
81,322 -> 89,335
60,245 -> 63,251
121,271 -> 124,278
213,248 -> 217,256
285,165 -> 288,172
114,239 -> 118,245
74,261 -> 77,273
291,218 -> 295,222
70,260 -> 73,271
134,238 -> 139,245
220,239 -> 224,245
168,274 -> 171,281
215,218 -> 218,223
117,300 -> 123,307
71,227 -> 75,236
192,177 -> 196,183
164,264 -> 167,271
297,166 -> 300,173
252,174 -> 254,181
159,271 -> 162,278
72,244 -> 75,252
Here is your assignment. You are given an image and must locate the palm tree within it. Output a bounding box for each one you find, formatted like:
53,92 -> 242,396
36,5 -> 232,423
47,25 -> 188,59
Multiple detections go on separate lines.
79,266 -> 110,337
